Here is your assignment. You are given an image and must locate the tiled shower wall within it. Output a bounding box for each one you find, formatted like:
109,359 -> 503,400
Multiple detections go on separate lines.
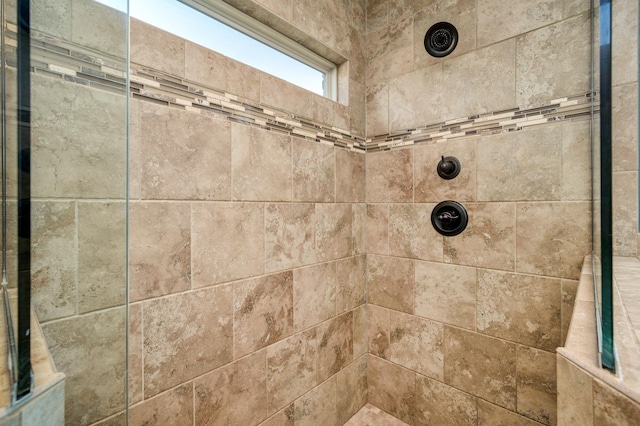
6,0 -> 607,426
124,3 -> 369,425
364,1 -> 591,425
18,0 -> 370,424
608,0 -> 640,257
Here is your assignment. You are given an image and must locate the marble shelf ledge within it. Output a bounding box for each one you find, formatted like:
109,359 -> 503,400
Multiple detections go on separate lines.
0,289 -> 65,423
557,255 -> 640,415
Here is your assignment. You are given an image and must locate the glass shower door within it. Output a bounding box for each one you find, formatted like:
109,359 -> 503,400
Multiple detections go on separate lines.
2,0 -> 130,423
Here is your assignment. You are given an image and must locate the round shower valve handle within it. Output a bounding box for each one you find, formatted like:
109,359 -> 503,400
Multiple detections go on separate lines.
437,156 -> 461,180
431,200 -> 468,236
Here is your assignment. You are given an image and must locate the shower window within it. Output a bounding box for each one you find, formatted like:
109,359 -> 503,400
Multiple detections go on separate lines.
97,0 -> 337,98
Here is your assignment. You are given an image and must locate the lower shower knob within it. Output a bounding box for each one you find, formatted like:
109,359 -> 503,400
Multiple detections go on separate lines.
431,200 -> 468,236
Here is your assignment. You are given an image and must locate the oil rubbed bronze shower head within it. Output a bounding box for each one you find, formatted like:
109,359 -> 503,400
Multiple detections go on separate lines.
424,22 -> 458,58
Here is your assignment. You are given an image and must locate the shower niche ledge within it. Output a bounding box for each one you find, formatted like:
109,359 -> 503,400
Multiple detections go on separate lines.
557,256 -> 640,425
0,290 -> 65,426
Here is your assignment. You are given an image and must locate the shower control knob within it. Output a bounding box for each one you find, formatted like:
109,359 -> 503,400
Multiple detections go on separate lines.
431,200 -> 468,236
437,156 -> 461,180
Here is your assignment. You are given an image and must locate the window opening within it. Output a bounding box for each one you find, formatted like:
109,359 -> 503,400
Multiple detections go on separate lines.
96,0 -> 336,98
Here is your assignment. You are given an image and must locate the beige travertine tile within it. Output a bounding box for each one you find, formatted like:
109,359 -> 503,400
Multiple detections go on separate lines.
336,255 -> 366,313
21,381 -> 65,426
344,403 -> 410,426
42,308 -> 126,425
260,74 -> 314,119
517,346 -> 557,425
313,95 -> 350,130
293,140 -> 335,202
292,0 -> 351,56
130,384 -> 193,426
516,202 -> 591,279
195,350 -> 267,426
477,399 -> 541,426
233,272 -> 294,359
516,13 -> 590,106
366,0 -> 387,34
414,374 -> 478,426
557,355 -> 593,426
562,120 -> 592,201
71,0 -> 127,58
366,17 -> 413,86
265,203 -> 316,273
143,285 -> 233,397
77,202 -> 126,313
368,304 -> 390,359
31,75 -> 126,199
129,98 -> 142,200
564,0 -> 591,17
478,0 -> 562,47
130,19 -> 184,77
317,312 -> 353,382
367,204 -> 389,255
415,138 -> 478,203
368,255 -> 414,314
31,0 -> 71,39
293,262 -> 336,331
231,123 -> 292,201
477,126 -> 562,201
337,356 -> 368,424
352,203 -> 367,256
445,327 -> 517,410
561,279 -> 579,345
612,83 -> 639,173
477,269 -> 561,351
366,148 -> 413,203
593,378 -> 640,425
191,202 -> 265,287
267,329 -> 317,414
129,202 -> 190,302
388,311 -> 444,380
254,0 -> 292,20
185,41 -> 261,101
368,356 -> 416,424
128,303 -> 143,405
261,405 -> 295,426
91,411 -> 125,426
353,305 -> 368,359
337,150 -> 366,203
31,201 -> 76,322
415,261 -> 477,330
366,82 -> 389,136
389,203 -> 443,261
613,172 -> 639,257
388,64 -> 443,132
349,79 -> 367,136
140,102 -> 231,200
315,203 -> 353,261
413,1 -> 477,70
612,0 -> 639,86
444,203 -> 516,271
294,376 -> 338,426
442,39 -> 516,119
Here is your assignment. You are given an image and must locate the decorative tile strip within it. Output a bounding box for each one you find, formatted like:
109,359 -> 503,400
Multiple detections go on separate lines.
4,23 -> 597,154
366,93 -> 597,152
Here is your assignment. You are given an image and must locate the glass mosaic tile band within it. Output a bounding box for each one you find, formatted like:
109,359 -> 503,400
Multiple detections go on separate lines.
4,23 -> 597,154
366,93 -> 597,152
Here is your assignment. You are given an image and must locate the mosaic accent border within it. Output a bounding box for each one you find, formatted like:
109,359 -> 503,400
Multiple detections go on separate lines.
366,94 -> 597,152
5,23 -> 597,155
129,66 -> 367,152
4,23 -> 367,152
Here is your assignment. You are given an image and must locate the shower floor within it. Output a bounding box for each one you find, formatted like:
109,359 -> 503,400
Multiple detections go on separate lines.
344,404 -> 409,426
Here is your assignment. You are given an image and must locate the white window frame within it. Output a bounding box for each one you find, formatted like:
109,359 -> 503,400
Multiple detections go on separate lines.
181,0 -> 338,100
